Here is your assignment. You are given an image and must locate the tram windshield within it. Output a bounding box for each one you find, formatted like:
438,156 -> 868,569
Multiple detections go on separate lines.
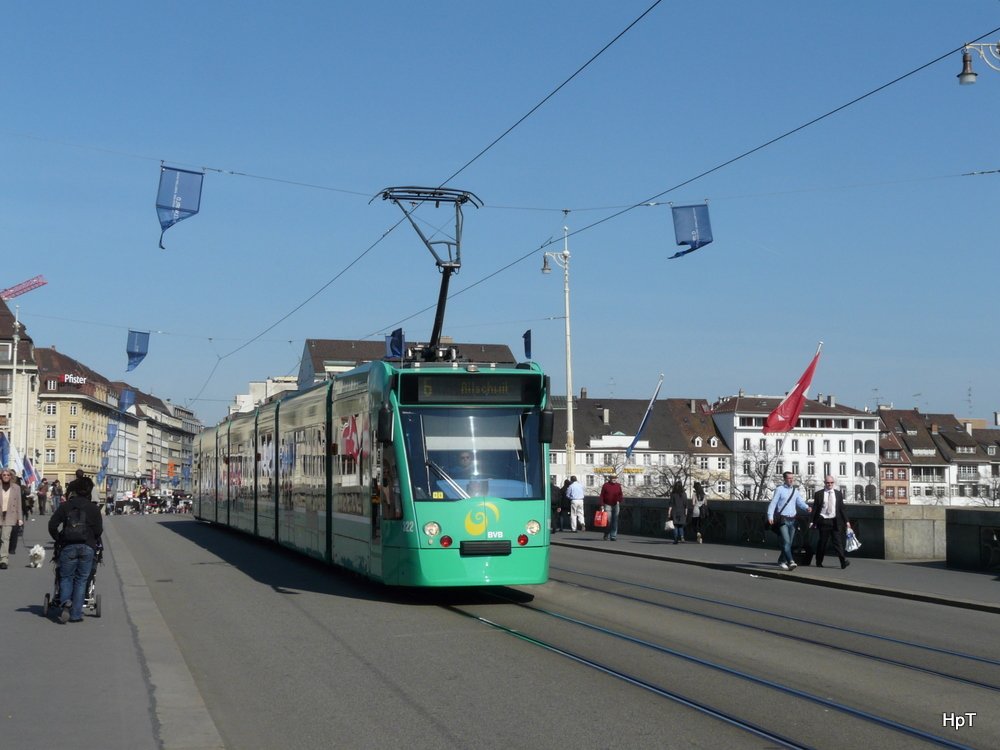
399,407 -> 544,501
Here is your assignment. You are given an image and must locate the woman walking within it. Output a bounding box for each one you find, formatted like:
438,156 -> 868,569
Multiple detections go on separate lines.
690,481 -> 708,543
669,481 -> 691,544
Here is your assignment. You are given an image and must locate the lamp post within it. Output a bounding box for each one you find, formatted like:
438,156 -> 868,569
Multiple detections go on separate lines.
542,226 -> 575,476
958,42 -> 1000,84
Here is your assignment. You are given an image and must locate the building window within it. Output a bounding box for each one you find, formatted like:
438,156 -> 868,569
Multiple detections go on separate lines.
823,462 -> 831,477
899,487 -> 907,498
69,449 -> 77,463
586,475 -> 596,488
839,440 -> 846,452
885,468 -> 894,480
551,452 -> 560,464
699,456 -> 709,470
743,460 -> 751,475
673,454 -> 682,465
642,454 -> 651,466
45,449 -> 55,463
885,486 -> 895,499
716,480 -> 728,495
710,437 -> 718,447
47,379 -> 57,390
807,440 -> 815,456
626,475 -> 636,487
658,454 -> 666,465
759,438 -> 766,451
742,483 -> 751,499
717,457 -> 727,470
791,461 -> 799,474
912,486 -> 921,496
603,453 -> 614,466
742,438 -> 751,450
791,439 -> 799,452
69,404 -> 78,416
776,460 -> 784,474
897,468 -> 906,480
643,475 -> 652,486
45,424 -> 56,439
585,453 -> 594,464
823,440 -> 830,452
44,402 -> 57,415
839,462 -> 847,476
776,439 -> 783,454
694,437 -> 703,448
807,461 -> 815,477
69,425 -> 77,440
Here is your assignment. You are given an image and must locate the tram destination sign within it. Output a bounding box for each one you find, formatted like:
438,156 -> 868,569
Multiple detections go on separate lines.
401,373 -> 541,405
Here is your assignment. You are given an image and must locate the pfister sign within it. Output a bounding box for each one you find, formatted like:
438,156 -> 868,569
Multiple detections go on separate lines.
60,374 -> 87,385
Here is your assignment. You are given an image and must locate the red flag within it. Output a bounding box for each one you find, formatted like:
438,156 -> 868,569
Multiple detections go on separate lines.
762,344 -> 822,434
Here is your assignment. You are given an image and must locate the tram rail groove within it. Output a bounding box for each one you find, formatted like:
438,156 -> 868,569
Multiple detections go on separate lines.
550,540 -> 1000,615
445,605 -> 814,750
548,571 -> 1000,692
451,591 -> 978,750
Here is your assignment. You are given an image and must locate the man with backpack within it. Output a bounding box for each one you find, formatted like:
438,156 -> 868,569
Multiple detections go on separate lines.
48,474 -> 103,623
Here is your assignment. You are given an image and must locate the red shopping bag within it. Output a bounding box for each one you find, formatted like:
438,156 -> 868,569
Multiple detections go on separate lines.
594,509 -> 609,528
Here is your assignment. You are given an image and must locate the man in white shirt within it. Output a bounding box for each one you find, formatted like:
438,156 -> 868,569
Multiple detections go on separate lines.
810,475 -> 850,569
565,476 -> 586,532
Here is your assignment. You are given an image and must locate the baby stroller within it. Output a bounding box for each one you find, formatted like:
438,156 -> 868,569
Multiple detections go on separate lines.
42,541 -> 103,619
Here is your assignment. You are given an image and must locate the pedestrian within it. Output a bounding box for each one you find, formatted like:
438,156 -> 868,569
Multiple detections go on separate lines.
50,479 -> 64,507
810,475 -> 850,569
550,480 -> 564,533
0,469 -> 24,569
37,478 -> 49,515
690,481 -> 708,543
668,480 -> 691,544
766,471 -> 811,571
599,474 -> 623,541
565,475 -> 585,532
19,475 -> 34,520
48,475 -> 103,623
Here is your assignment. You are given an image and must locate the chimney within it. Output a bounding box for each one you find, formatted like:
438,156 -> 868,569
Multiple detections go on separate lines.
603,408 -> 610,425
580,387 -> 587,400
827,394 -> 836,407
817,392 -> 823,403
930,423 -> 938,435
689,399 -> 696,413
964,421 -> 973,435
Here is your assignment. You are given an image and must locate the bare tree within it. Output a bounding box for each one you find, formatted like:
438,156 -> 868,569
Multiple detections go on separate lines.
971,476 -> 1000,507
736,444 -> 784,503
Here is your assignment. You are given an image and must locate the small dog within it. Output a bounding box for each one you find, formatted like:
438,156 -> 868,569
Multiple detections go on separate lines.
28,544 -> 46,568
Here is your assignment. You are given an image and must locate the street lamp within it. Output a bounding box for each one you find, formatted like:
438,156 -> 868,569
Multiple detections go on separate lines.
958,43 -> 1000,85
541,226 -> 575,476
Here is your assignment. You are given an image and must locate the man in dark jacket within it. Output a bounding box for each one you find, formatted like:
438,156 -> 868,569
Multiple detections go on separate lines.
810,475 -> 850,569
48,476 -> 103,623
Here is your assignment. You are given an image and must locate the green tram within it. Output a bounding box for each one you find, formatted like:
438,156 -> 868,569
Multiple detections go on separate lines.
194,359 -> 554,586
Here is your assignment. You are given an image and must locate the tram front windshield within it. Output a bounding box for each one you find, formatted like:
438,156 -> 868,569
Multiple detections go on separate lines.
400,407 -> 544,500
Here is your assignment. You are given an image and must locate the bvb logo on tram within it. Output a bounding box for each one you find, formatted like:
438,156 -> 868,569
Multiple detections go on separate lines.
464,502 -> 501,536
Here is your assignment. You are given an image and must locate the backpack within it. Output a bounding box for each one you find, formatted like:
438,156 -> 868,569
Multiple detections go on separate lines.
61,505 -> 88,544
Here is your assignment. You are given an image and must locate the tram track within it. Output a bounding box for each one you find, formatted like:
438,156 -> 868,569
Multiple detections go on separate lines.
439,579 -> 991,749
548,568 -> 1000,693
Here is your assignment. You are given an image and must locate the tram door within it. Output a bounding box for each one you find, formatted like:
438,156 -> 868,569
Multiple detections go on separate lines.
369,441 -> 383,579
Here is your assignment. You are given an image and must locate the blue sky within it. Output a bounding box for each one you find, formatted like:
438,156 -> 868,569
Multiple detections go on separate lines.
3,1 -> 999,427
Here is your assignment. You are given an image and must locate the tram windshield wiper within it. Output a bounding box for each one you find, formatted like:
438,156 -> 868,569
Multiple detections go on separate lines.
425,460 -> 470,500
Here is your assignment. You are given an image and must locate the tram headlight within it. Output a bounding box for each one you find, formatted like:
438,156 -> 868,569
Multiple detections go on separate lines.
423,522 -> 441,537
525,520 -> 541,535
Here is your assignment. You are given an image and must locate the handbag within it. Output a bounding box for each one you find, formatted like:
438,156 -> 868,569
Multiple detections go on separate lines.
594,509 -> 609,528
769,492 -> 794,532
664,519 -> 675,531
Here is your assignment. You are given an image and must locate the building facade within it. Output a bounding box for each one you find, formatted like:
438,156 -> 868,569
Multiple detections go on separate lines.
548,395 -> 732,499
711,393 -> 880,503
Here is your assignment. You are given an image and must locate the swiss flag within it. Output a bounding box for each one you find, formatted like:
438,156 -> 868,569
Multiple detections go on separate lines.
342,416 -> 360,459
762,345 -> 822,434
